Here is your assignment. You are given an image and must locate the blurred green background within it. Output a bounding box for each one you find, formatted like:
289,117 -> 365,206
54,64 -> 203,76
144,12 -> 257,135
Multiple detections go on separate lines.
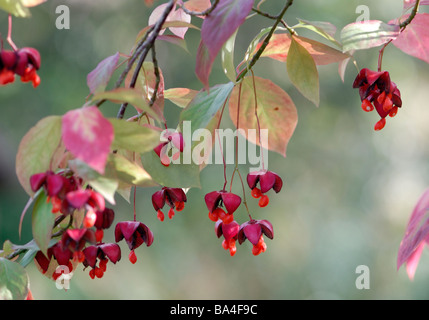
1,0 -> 429,300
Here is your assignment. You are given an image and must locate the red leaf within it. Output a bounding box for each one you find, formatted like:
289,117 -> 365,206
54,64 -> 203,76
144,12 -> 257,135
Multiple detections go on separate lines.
61,106 -> 113,174
392,13 -> 429,64
397,188 -> 429,279
196,0 -> 254,88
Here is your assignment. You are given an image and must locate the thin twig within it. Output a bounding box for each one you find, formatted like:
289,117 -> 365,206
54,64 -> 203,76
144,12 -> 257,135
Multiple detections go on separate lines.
149,44 -> 160,107
400,0 -> 420,29
7,15 -> 18,51
116,0 -> 176,119
181,0 -> 220,17
236,0 -> 294,82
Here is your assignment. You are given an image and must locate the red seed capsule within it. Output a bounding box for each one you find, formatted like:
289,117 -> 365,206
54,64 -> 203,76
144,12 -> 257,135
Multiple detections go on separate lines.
258,195 -> 269,208
374,118 -> 386,131
361,100 -> 374,112
129,250 -> 137,264
251,188 -> 262,198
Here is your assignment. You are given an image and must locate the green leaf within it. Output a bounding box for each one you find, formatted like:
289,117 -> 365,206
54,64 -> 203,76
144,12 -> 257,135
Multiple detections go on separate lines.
141,150 -> 201,189
68,159 -> 118,205
221,29 -> 238,82
16,116 -> 63,197
105,153 -> 156,188
164,88 -> 199,108
0,258 -> 29,300
91,88 -> 161,122
340,20 -> 400,52
109,118 -> 161,153
179,82 -> 234,130
0,0 -> 30,17
32,192 -> 56,255
19,248 -> 38,268
293,19 -> 341,48
287,37 -> 320,107
0,240 -> 13,257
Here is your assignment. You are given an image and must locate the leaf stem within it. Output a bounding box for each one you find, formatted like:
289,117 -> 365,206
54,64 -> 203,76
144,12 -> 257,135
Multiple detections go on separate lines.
250,69 -> 265,170
378,0 -> 420,71
7,14 -> 18,51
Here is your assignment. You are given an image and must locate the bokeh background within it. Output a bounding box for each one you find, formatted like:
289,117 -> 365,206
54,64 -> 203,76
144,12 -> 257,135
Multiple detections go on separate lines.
1,0 -> 429,300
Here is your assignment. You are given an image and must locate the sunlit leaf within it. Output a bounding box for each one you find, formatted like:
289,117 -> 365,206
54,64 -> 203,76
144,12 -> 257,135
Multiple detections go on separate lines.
32,191 -> 56,255
87,52 -> 120,95
164,87 -> 199,108
392,13 -> 429,64
287,37 -> 320,107
62,106 -> 114,174
16,116 -> 62,197
340,20 -> 400,52
109,118 -> 161,154
229,76 -> 298,157
0,0 -> 30,17
0,258 -> 29,300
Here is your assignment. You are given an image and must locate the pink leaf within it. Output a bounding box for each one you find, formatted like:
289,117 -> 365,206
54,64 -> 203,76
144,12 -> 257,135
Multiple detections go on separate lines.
87,52 -> 120,95
392,13 -> 429,64
148,3 -> 191,39
397,188 -> 429,278
62,106 -> 113,174
196,0 -> 254,88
